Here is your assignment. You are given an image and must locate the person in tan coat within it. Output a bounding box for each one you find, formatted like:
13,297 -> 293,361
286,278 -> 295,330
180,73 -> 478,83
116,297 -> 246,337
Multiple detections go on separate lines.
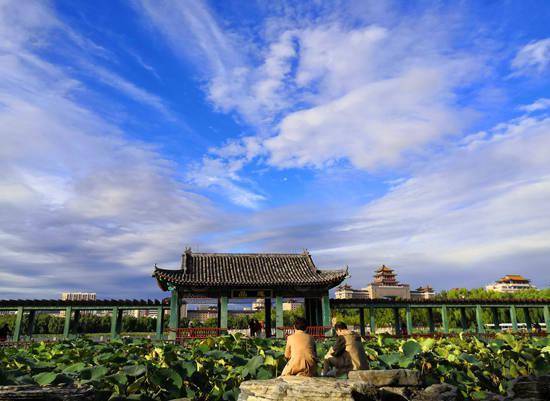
280,317 -> 318,376
322,322 -> 369,376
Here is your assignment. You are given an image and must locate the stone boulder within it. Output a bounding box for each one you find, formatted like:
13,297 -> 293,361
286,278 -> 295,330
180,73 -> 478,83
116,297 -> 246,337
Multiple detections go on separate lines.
411,384 -> 457,401
238,376 -> 375,401
349,370 -> 421,387
502,375 -> 550,401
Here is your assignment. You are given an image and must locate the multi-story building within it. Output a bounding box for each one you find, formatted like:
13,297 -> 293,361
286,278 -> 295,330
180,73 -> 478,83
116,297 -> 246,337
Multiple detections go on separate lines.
485,275 -> 536,293
335,284 -> 369,299
282,299 -> 303,311
410,285 -> 436,300
252,298 -> 265,311
61,292 -> 97,301
364,265 -> 411,299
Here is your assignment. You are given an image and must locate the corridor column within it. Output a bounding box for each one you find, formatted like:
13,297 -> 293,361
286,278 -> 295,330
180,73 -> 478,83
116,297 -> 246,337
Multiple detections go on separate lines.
168,289 -> 180,341
321,294 -> 331,329
275,296 -> 283,338
544,306 -> 550,334
491,308 -> 500,331
441,305 -> 449,334
13,306 -> 24,342
475,305 -> 485,334
155,305 -> 164,340
427,308 -> 435,333
369,307 -> 376,335
219,296 -> 228,330
359,308 -> 365,337
264,298 -> 272,337
510,305 -> 518,333
405,306 -> 413,335
63,306 -> 72,339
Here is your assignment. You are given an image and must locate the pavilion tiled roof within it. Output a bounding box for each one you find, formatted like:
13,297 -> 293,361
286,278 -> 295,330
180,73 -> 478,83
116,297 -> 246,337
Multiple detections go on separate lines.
153,250 -> 348,291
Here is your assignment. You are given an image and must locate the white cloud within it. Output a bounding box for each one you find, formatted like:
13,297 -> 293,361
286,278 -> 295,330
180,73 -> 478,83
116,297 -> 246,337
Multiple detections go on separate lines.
511,38 -> 550,75
519,98 -> 550,113
0,0 -> 219,298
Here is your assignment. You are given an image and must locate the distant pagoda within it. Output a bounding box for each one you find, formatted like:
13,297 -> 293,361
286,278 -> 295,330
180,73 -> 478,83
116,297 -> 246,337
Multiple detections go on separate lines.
373,265 -> 399,286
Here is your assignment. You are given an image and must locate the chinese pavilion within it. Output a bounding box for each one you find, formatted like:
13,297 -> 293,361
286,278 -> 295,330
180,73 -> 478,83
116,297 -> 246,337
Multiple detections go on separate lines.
373,265 -> 399,285
153,249 -> 348,338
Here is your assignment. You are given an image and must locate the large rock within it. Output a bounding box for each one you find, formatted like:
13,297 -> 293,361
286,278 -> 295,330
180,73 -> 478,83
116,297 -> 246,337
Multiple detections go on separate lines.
348,370 -> 421,387
503,375 -> 550,401
411,384 -> 457,401
238,376 -> 375,401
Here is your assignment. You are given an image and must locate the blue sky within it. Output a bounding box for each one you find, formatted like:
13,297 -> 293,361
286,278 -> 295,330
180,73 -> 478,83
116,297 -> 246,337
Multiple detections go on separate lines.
1,0 -> 549,298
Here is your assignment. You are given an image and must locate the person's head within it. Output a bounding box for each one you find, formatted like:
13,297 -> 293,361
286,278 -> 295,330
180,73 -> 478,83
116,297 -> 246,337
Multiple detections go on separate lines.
334,321 -> 348,335
294,317 -> 307,331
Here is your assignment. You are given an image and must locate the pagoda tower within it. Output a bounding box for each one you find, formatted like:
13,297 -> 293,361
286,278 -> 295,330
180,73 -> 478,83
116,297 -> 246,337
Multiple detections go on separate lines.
372,265 -> 399,286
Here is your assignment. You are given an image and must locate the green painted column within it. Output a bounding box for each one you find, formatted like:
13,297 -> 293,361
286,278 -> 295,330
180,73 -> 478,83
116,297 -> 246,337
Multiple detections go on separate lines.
405,306 -> 413,335
168,289 -> 180,340
544,306 -> 550,334
359,308 -> 365,337
27,310 -> 36,340
321,294 -> 331,327
369,307 -> 376,335
73,310 -> 81,336
427,308 -> 435,333
220,296 -> 228,330
63,306 -> 72,339
460,308 -> 468,331
155,306 -> 164,340
441,305 -> 449,334
13,307 -> 24,342
475,305 -> 485,334
491,308 -> 500,331
110,306 -> 122,340
523,308 -> 532,331
510,305 -> 518,333
275,296 -> 284,338
393,308 -> 400,335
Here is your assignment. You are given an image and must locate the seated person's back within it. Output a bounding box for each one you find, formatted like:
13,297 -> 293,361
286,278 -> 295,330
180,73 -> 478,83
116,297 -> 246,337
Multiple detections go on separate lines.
281,318 -> 317,376
323,322 -> 369,376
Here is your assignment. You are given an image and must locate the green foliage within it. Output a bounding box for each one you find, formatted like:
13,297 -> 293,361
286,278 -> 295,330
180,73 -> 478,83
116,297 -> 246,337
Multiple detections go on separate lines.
0,334 -> 548,401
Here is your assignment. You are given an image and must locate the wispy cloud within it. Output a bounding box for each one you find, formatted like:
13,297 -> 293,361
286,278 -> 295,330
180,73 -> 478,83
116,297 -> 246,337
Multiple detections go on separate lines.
511,38 -> 550,76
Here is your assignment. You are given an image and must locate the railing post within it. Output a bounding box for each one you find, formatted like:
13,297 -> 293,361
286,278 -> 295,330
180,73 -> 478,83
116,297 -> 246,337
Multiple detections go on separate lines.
544,306 -> 550,334
491,308 -> 500,331
63,306 -> 72,339
275,296 -> 284,338
460,308 -> 468,331
406,305 -> 413,335
475,305 -> 485,334
523,308 -> 532,331
220,296 -> 228,330
427,308 -> 435,333
441,305 -> 449,333
510,305 -> 518,333
155,306 -> 164,340
168,289 -> 180,340
111,306 -> 122,340
27,310 -> 36,340
369,307 -> 376,335
13,306 -> 24,342
359,308 -> 365,337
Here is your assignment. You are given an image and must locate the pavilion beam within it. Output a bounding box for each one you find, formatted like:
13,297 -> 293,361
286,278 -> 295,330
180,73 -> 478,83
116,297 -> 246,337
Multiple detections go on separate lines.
13,306 -> 24,342
475,305 -> 485,334
393,308 -> 400,335
491,308 -> 500,331
155,305 -> 164,340
27,310 -> 36,340
369,307 -> 376,335
441,305 -> 449,334
63,306 -> 72,339
427,308 -> 435,333
544,306 -> 550,334
264,297 -> 272,338
168,289 -> 180,340
275,296 -> 284,339
359,308 -> 365,337
523,308 -> 532,331
405,305 -> 413,335
460,308 -> 468,331
510,305 -> 518,333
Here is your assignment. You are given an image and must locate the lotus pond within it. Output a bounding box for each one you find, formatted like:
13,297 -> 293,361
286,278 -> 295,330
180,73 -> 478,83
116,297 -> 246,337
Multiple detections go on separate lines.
0,333 -> 548,401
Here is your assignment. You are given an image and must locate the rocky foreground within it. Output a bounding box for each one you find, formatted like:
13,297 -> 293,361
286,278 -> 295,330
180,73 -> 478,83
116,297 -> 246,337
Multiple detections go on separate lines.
237,369 -> 550,401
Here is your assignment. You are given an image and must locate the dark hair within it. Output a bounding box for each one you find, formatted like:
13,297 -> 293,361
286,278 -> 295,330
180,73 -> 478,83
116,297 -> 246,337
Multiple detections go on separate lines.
294,317 -> 307,331
334,322 -> 347,331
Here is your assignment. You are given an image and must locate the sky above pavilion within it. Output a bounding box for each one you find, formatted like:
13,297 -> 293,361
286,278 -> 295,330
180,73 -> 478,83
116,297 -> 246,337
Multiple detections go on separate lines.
1,0 -> 549,298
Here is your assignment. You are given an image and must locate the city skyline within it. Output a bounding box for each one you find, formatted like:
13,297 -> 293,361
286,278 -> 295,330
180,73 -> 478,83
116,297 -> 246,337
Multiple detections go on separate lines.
1,1 -> 549,298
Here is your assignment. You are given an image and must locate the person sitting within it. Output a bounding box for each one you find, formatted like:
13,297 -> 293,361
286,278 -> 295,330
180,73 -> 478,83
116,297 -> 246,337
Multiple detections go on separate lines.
323,322 -> 369,376
281,317 -> 318,376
